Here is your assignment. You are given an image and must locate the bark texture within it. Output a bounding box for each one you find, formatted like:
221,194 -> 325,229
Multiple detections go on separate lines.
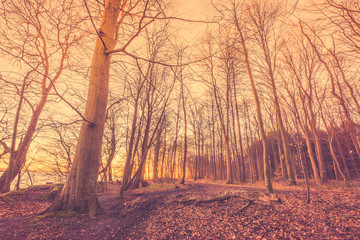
48,0 -> 121,215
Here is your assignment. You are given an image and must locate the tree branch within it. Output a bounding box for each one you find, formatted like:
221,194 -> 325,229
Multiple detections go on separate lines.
84,0 -> 107,50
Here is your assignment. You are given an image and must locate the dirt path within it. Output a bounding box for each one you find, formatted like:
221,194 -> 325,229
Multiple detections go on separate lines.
0,181 -> 359,239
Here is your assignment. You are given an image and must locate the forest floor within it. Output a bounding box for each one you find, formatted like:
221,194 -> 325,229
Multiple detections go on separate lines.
0,179 -> 359,239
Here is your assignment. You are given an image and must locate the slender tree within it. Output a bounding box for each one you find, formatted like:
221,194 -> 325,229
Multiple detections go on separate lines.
0,0 -> 85,193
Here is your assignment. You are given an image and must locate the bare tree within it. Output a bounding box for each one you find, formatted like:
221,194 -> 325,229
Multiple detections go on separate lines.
232,1 -> 273,192
100,98 -> 125,183
243,0 -> 296,185
48,0 -> 164,216
199,32 -> 234,184
281,32 -> 324,183
40,121 -> 79,178
0,0 -> 86,193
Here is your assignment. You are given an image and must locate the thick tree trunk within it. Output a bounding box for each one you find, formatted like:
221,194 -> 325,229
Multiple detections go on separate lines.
47,1 -> 120,216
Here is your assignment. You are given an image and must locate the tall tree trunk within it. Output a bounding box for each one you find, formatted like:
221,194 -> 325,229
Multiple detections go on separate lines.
180,116 -> 187,184
219,131 -> 224,180
153,129 -> 162,180
160,121 -> 167,183
170,106 -> 180,182
349,131 -> 360,176
264,47 -> 296,185
232,68 -> 245,182
0,91 -> 49,193
212,86 -> 233,183
230,97 -> 241,181
244,101 -> 254,183
1,72 -> 29,193
298,143 -> 310,203
237,26 -> 273,193
120,96 -> 140,196
303,128 -> 321,182
311,124 -> 328,183
131,101 -> 153,189
318,106 -> 348,184
211,99 -> 217,180
260,43 -> 295,184
277,135 -> 287,179
334,137 -> 351,179
194,128 -> 198,180
47,1 -> 120,216
180,71 -> 187,184
328,138 -> 347,184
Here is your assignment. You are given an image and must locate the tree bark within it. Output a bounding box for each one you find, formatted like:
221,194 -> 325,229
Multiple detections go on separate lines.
180,72 -> 188,184
232,66 -> 245,182
47,0 -> 121,216
1,72 -> 29,193
153,129 -> 162,180
237,26 -> 273,193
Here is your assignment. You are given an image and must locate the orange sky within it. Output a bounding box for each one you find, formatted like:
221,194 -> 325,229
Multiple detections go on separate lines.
0,0 -> 316,173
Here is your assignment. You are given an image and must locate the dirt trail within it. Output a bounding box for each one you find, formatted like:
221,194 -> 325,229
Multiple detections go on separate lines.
91,185 -> 191,238
0,181 -> 359,239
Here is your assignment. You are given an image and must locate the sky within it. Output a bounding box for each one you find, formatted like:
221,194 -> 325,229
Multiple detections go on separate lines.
0,0 -> 215,173
176,0 -> 214,19
0,0 -> 316,174
171,0 -> 217,42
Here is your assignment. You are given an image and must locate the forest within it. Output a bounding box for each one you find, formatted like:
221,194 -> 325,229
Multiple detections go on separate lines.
0,0 -> 359,239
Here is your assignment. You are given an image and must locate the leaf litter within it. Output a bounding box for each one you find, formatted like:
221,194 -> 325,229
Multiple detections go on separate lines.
0,181 -> 359,239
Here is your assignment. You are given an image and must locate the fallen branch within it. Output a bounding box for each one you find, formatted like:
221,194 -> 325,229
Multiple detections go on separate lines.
174,194 -> 252,205
237,200 -> 253,213
176,197 -> 197,203
174,191 -> 281,206
194,195 -> 231,206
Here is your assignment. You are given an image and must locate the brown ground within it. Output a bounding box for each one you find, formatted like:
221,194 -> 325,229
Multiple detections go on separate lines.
0,180 -> 359,239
